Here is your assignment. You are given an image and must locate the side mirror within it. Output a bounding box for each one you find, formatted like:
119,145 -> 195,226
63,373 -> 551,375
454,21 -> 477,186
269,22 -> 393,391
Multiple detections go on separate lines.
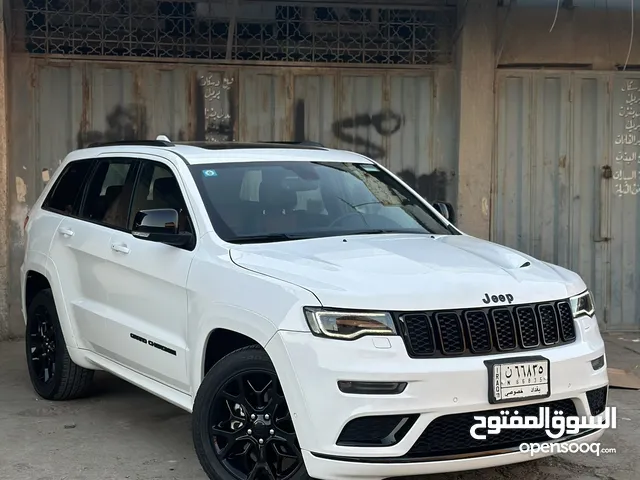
132,208 -> 192,247
432,201 -> 455,224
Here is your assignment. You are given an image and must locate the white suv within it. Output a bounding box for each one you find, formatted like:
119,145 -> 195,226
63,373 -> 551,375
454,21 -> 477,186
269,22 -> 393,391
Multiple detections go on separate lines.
21,138 -> 608,480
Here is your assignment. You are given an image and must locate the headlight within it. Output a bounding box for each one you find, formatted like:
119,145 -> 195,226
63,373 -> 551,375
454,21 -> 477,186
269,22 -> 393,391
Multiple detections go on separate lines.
570,290 -> 595,318
303,307 -> 397,340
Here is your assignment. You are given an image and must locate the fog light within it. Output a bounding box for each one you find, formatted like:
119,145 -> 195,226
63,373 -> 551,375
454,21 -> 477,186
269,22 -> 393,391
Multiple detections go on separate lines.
337,381 -> 407,395
591,355 -> 605,370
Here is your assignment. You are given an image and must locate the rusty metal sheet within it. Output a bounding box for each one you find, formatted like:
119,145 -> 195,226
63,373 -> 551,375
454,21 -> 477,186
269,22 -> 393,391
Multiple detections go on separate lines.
609,75 -> 640,332
495,69 -> 640,331
6,57 -> 459,338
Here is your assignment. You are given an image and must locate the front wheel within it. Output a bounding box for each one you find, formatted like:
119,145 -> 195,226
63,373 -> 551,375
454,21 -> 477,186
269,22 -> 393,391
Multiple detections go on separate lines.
192,346 -> 309,480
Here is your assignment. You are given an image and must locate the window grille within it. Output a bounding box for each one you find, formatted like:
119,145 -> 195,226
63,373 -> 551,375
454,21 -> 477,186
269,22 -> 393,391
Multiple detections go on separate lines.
13,0 -> 455,65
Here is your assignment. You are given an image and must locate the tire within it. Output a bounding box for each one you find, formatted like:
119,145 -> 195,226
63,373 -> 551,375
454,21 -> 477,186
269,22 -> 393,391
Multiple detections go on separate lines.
25,288 -> 95,400
193,345 -> 310,480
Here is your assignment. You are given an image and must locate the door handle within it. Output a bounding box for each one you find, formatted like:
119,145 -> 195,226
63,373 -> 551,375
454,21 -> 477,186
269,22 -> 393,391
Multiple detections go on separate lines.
111,243 -> 130,254
58,227 -> 74,237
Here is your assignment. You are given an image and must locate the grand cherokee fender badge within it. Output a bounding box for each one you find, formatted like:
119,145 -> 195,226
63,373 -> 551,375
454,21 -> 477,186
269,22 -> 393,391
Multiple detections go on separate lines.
482,293 -> 514,304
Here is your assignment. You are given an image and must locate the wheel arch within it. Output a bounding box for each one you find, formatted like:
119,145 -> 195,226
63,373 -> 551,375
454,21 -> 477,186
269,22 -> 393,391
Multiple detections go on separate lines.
202,328 -> 264,377
190,321 -> 316,455
189,309 -> 279,397
22,260 -> 95,369
24,270 -> 52,311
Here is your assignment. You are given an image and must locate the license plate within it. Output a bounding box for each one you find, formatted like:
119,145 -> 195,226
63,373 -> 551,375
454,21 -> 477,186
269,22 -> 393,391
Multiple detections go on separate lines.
485,356 -> 550,404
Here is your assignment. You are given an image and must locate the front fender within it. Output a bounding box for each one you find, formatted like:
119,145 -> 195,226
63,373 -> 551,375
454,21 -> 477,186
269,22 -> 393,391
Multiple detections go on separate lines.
186,242 -> 322,396
188,304 -> 279,396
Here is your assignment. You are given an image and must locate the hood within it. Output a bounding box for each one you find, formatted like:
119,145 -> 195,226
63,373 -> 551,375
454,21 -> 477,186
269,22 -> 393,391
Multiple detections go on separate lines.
229,233 -> 586,311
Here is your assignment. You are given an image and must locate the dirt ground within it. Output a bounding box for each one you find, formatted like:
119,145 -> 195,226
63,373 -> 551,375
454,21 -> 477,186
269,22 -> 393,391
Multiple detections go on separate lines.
0,335 -> 638,480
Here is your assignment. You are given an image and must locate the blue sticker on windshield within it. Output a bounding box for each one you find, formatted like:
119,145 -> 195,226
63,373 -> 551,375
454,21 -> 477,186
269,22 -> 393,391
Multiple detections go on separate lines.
361,164 -> 380,172
202,169 -> 218,177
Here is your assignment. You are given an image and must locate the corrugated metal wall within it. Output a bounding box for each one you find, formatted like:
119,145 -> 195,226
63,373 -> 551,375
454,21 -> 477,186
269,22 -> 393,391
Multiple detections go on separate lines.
494,70 -> 640,331
6,56 -> 458,336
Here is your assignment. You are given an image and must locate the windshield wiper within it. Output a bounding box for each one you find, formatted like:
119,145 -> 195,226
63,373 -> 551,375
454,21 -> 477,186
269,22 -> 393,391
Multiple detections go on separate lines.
340,229 -> 430,236
229,233 -> 305,244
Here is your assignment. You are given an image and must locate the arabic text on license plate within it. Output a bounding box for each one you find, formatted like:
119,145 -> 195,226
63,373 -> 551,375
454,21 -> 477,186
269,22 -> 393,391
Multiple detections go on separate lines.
491,360 -> 549,402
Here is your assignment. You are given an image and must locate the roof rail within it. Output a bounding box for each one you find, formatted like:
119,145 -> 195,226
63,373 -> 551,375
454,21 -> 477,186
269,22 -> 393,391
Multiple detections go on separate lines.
173,141 -> 327,150
262,140 -> 325,148
86,139 -> 175,148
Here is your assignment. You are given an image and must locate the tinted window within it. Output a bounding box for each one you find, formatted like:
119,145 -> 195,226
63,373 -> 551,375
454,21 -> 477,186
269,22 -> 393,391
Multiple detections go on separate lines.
190,161 -> 454,243
43,160 -> 93,215
80,159 -> 137,230
128,161 -> 194,235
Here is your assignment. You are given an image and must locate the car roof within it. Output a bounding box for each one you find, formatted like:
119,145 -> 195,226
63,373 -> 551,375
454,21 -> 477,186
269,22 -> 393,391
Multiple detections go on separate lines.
65,138 -> 375,166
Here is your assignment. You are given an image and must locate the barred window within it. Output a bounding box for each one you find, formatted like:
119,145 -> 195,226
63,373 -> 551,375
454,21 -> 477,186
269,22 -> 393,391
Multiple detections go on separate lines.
12,0 -> 455,66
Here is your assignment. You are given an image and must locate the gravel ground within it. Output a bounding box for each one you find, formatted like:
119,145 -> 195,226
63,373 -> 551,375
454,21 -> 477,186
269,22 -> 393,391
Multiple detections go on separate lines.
0,335 -> 638,480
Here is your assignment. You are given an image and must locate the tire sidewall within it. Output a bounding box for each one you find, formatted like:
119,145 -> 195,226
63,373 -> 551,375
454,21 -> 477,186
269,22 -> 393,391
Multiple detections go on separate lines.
25,289 -> 65,399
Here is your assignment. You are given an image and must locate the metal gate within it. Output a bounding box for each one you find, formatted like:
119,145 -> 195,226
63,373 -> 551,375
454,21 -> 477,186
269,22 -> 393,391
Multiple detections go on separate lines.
494,70 -> 640,331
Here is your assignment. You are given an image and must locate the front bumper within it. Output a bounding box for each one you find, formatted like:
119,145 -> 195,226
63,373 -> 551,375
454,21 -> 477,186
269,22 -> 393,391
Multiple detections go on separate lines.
265,321 -> 608,477
301,428 -> 605,480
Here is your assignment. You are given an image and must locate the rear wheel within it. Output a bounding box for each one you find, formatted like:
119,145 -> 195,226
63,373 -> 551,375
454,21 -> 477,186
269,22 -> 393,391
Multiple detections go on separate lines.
193,346 -> 309,480
25,289 -> 94,400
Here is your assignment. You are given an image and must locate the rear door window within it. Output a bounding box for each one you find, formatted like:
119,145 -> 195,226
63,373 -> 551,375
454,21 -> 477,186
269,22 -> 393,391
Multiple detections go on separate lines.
43,160 -> 94,215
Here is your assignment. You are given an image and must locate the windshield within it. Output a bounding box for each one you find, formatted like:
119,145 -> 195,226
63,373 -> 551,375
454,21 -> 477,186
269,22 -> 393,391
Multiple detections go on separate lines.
190,161 -> 456,243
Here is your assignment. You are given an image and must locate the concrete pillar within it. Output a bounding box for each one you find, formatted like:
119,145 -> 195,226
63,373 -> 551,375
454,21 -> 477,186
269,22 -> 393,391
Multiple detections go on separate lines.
0,4 -> 8,340
455,0 -> 497,240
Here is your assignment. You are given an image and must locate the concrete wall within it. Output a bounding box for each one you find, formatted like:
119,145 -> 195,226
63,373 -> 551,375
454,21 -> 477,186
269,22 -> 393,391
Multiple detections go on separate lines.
455,0 -> 497,239
454,4 -> 640,240
497,8 -> 640,69
0,2 -> 9,340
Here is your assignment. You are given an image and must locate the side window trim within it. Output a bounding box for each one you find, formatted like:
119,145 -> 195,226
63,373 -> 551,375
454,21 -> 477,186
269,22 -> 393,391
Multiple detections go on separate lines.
125,158 -> 146,232
76,159 -> 100,218
77,157 -> 141,233
42,158 -> 97,217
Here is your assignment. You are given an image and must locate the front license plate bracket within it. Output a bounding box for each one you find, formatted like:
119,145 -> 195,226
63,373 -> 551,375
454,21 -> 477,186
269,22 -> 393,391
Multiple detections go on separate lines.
484,355 -> 551,404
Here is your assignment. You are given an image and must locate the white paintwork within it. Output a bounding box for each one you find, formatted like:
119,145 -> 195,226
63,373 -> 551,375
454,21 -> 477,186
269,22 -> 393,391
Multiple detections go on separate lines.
21,142 -> 608,479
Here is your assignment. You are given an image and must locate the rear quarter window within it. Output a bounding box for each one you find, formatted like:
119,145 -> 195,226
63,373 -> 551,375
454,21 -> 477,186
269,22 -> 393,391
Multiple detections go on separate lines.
43,159 -> 94,215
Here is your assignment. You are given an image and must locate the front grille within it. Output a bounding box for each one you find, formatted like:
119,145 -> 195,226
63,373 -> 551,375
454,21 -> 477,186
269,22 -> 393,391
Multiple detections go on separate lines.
558,302 -> 577,342
398,299 -> 576,357
586,386 -> 608,416
403,399 -> 580,459
337,414 -> 418,447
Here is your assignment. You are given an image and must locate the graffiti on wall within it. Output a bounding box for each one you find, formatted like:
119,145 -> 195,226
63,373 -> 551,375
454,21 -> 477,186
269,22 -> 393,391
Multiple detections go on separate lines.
614,79 -> 640,196
293,98 -> 451,202
76,104 -> 185,149
332,110 -> 404,160
194,74 -> 236,142
77,104 -> 148,149
395,169 -> 451,204
71,90 -> 451,203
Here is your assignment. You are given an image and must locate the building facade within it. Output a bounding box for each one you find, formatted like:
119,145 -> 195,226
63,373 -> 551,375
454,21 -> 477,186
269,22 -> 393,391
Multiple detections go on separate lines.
1,0 -> 639,338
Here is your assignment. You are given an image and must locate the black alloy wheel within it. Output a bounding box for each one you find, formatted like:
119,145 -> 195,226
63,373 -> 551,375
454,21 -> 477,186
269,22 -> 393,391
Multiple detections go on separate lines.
193,346 -> 309,480
25,288 -> 94,400
27,303 -> 57,385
